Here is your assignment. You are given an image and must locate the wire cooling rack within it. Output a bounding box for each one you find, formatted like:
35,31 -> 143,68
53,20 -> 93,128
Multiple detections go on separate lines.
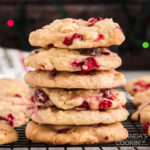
0,88 -> 150,149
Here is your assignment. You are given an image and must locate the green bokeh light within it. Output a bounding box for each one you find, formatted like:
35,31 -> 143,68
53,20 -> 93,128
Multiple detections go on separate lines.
142,42 -> 149,48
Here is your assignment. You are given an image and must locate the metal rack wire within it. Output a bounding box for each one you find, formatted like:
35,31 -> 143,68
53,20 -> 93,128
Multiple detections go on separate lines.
0,89 -> 150,149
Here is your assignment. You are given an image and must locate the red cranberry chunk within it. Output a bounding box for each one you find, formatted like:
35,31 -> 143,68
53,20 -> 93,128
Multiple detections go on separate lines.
30,96 -> 35,103
14,94 -> 21,98
94,34 -> 104,42
101,89 -> 114,100
122,105 -> 126,109
133,88 -> 138,93
33,88 -> 49,104
63,33 -> 83,45
99,100 -> 112,109
57,128 -> 71,134
88,17 -> 104,26
49,69 -> 58,79
34,50 -> 39,54
47,44 -> 54,48
7,114 -> 14,126
135,80 -> 147,87
104,136 -> 109,140
134,80 -> 150,92
101,52 -> 110,55
72,57 -> 99,72
0,114 -> 14,126
142,123 -> 150,134
77,101 -> 90,110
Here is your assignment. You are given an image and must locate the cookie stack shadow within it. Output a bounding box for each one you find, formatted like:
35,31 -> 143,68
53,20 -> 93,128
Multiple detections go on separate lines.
24,18 -> 129,145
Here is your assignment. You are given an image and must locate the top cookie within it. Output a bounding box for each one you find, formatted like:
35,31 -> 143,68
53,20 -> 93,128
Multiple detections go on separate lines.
126,76 -> 150,95
29,18 -> 125,49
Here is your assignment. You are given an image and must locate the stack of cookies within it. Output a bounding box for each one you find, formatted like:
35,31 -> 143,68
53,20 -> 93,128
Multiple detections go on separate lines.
126,76 -> 150,136
24,18 -> 129,145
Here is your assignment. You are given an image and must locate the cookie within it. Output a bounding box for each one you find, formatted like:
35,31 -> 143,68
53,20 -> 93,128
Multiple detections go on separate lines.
132,102 -> 150,136
133,88 -> 150,106
26,87 -> 126,110
24,70 -> 126,89
0,120 -> 18,145
0,104 -> 29,127
26,121 -> 128,145
0,95 -> 29,106
0,78 -> 27,98
126,76 -> 150,95
131,101 -> 150,124
25,106 -> 129,125
0,78 -> 29,127
29,18 -> 125,49
25,47 -> 121,72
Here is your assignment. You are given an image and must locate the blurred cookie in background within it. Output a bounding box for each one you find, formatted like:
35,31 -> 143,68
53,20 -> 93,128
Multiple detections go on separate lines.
0,120 -> 18,145
126,76 -> 150,96
0,78 -> 29,127
0,78 -> 29,145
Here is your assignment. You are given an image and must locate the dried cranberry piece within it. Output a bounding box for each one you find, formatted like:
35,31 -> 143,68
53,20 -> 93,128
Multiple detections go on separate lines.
88,17 -> 104,26
101,52 -> 110,55
122,105 -> 126,109
94,34 -> 104,42
27,105 -> 35,110
133,88 -> 138,93
30,96 -> 35,103
101,89 -> 114,100
0,116 -> 4,120
135,80 -> 147,87
104,136 -> 109,140
72,57 -> 99,72
99,100 -> 112,109
33,88 -> 49,104
77,101 -> 90,110
134,80 -> 150,92
7,114 -> 14,126
34,50 -> 39,54
47,44 -> 53,48
142,123 -> 150,134
14,94 -> 21,98
63,33 -> 83,45
57,128 -> 71,134
49,69 -> 58,79
0,114 -> 14,126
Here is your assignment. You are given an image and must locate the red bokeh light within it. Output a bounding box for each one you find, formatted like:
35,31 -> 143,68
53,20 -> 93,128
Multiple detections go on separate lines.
7,20 -> 14,27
